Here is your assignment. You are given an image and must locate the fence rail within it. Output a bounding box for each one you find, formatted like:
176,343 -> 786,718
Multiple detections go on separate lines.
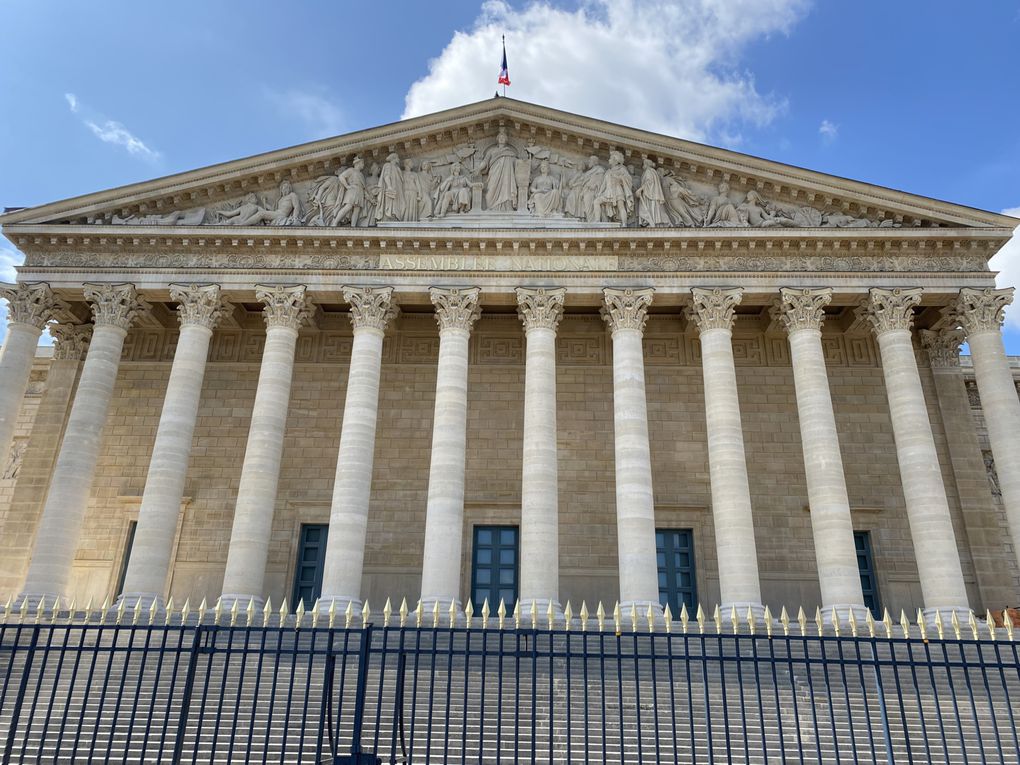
0,605 -> 1018,764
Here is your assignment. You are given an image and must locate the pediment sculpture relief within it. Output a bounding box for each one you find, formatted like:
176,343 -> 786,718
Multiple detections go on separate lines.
102,127 -> 899,230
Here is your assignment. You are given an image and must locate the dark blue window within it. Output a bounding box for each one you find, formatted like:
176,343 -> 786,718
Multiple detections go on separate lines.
292,524 -> 329,608
854,531 -> 881,618
471,526 -> 518,610
656,529 -> 697,615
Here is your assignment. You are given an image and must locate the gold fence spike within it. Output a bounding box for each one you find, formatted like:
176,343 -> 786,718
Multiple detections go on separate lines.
696,604 -> 706,634
613,602 -> 622,635
497,599 -> 506,630
36,596 -> 48,625
677,603 -> 686,634
746,606 -> 756,636
383,597 -> 393,627
399,597 -> 409,628
149,598 -> 158,626
280,597 -> 290,624
779,606 -> 790,636
579,601 -> 590,631
814,607 -> 823,637
899,610 -> 911,639
663,603 -> 674,633
933,609 -> 944,640
431,600 -> 440,629
548,600 -> 556,631
246,598 -> 255,627
865,609 -> 876,638
295,599 -> 306,629
212,598 -> 223,626
796,607 -> 807,636
20,596 -> 30,622
480,598 -> 490,629
363,600 -> 371,626
229,599 -> 239,628
132,598 -> 143,626
950,610 -> 961,641
345,600 -> 354,629
1004,610 -> 1014,641
197,597 -> 208,624
180,598 -> 190,624
730,605 -> 739,635
1,594 -> 11,622
328,599 -> 338,629
415,600 -> 423,628
563,601 -> 573,630
985,610 -> 996,641
447,599 -> 456,627
84,596 -> 95,624
165,598 -> 177,627
311,600 -> 321,629
882,608 -> 893,638
514,600 -> 521,630
763,605 -> 773,638
115,598 -> 127,625
596,601 -> 606,633
712,605 -> 722,635
628,603 -> 637,633
917,609 -> 927,641
830,607 -> 840,638
646,604 -> 656,633
529,599 -> 537,630
968,611 -> 978,641
263,598 -> 272,628
848,608 -> 858,638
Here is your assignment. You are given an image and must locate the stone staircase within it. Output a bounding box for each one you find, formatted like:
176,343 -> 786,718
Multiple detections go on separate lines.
1,624 -> 1017,763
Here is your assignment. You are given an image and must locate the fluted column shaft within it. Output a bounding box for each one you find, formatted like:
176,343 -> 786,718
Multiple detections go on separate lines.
602,288 -> 660,613
19,284 -> 145,606
0,283 -> 59,466
320,287 -> 397,609
863,288 -> 970,616
220,286 -> 309,607
953,287 -> 1020,569
120,285 -> 225,607
690,287 -> 763,612
780,288 -> 865,615
517,288 -> 565,614
420,287 -> 480,612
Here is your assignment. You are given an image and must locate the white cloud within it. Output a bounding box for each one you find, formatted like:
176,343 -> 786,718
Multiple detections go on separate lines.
266,88 -> 345,139
990,206 -> 1020,329
403,0 -> 811,144
64,92 -> 160,161
818,119 -> 838,141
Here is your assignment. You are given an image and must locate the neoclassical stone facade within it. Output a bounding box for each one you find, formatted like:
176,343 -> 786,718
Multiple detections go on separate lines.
0,99 -> 1018,622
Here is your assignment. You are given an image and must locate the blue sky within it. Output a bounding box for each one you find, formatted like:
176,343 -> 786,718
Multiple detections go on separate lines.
1,0 -> 1018,350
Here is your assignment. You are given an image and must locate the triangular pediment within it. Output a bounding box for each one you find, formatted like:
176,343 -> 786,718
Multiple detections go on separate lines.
2,98 -> 1016,232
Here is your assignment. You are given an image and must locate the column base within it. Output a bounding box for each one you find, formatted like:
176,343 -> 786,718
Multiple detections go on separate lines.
217,593 -> 266,614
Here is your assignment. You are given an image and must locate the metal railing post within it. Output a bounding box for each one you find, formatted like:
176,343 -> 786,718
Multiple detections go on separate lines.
1,624 -> 41,765
170,624 -> 204,764
337,623 -> 380,765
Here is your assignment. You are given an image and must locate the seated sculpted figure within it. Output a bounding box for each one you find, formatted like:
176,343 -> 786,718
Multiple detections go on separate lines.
527,160 -> 561,216
704,182 -> 747,227
218,181 -> 303,226
738,190 -> 794,228
434,162 -> 472,217
662,172 -> 702,227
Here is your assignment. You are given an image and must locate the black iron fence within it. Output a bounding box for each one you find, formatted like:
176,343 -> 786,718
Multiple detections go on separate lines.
1,604 -> 1019,764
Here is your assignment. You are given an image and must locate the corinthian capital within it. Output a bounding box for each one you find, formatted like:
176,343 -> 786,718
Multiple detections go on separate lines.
516,287 -> 566,332
170,284 -> 227,330
778,287 -> 832,334
919,328 -> 964,370
601,287 -> 654,334
83,283 -> 147,331
951,287 -> 1014,336
859,287 -> 922,335
342,286 -> 398,331
0,282 -> 61,330
50,323 -> 92,361
255,284 -> 312,330
430,287 -> 481,332
687,287 -> 742,333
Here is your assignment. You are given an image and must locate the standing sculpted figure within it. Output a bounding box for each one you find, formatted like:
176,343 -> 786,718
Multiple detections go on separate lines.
636,159 -> 671,227
704,182 -> 747,227
434,162 -> 472,217
564,155 -> 606,222
401,158 -> 426,222
598,150 -> 634,225
477,127 -> 519,211
416,160 -> 438,219
527,160 -> 561,216
377,153 -> 405,222
362,162 -> 381,226
332,157 -> 368,227
307,167 -> 344,226
662,172 -> 702,226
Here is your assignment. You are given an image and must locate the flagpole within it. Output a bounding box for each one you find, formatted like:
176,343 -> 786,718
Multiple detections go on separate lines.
502,35 -> 507,97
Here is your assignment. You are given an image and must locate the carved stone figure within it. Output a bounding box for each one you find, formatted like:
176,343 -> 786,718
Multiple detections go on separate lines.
402,159 -> 426,223
478,127 -> 519,212
662,172 -> 702,226
564,156 -> 606,222
376,153 -> 405,222
416,161 -> 438,219
598,150 -> 634,226
307,168 -> 344,226
111,209 -> 207,226
738,190 -> 793,228
704,183 -> 747,227
3,439 -> 26,480
217,181 -> 302,226
636,159 -> 671,227
334,157 -> 368,227
527,160 -> 561,216
363,162 -> 381,226
984,451 -> 1002,499
434,162 -> 472,217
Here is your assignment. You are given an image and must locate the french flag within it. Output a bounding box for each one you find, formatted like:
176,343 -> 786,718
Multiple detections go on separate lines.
498,38 -> 511,87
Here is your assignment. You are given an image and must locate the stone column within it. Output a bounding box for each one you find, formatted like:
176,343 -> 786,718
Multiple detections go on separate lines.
119,285 -> 226,609
516,287 -> 566,617
18,284 -> 146,607
220,285 -> 310,609
952,287 -> 1020,572
779,288 -> 866,618
419,287 -> 480,614
601,288 -> 661,615
0,283 -> 60,467
862,287 -> 970,619
0,324 -> 90,599
689,288 -> 763,616
319,286 -> 398,611
920,327 -> 1016,607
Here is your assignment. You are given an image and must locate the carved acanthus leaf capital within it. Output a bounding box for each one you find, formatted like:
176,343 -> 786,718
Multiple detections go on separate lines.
255,284 -> 312,330
778,287 -> 832,333
50,323 -> 92,361
687,287 -> 743,333
342,286 -> 398,331
0,282 -> 61,330
83,283 -> 147,331
601,287 -> 654,334
859,287 -> 922,336
516,287 -> 566,332
951,287 -> 1014,336
170,284 -> 227,330
430,287 -> 481,332
919,328 -> 964,369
